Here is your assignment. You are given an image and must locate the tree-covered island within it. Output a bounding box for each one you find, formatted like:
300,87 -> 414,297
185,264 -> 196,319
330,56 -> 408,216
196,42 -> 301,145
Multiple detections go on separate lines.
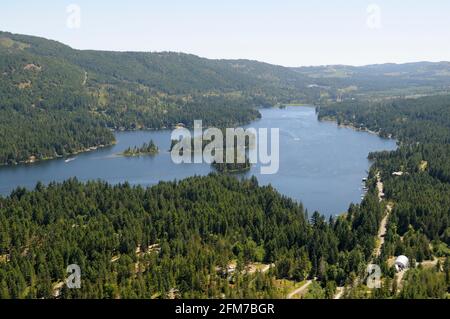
120,140 -> 159,157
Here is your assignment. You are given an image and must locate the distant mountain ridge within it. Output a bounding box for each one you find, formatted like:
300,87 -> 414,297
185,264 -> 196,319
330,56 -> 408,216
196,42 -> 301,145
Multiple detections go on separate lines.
1,30 -> 450,164
0,31 -> 309,95
3,30 -> 450,96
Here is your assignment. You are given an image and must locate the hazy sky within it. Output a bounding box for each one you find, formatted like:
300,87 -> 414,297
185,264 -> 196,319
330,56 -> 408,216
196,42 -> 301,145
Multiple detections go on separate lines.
1,0 -> 450,66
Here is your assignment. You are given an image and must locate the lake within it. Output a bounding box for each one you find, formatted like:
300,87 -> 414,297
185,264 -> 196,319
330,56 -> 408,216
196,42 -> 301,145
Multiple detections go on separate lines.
0,106 -> 397,216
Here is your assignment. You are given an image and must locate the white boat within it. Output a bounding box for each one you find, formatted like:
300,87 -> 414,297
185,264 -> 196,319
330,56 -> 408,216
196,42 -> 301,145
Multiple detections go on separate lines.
65,157 -> 76,163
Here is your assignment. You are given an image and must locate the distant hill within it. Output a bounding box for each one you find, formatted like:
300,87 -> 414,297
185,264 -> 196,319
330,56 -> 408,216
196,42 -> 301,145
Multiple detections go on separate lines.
293,62 -> 450,99
0,31 -> 312,95
1,30 -> 450,164
0,31 -> 310,164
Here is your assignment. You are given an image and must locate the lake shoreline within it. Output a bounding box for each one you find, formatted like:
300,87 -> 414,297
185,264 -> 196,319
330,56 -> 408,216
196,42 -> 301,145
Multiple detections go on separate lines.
318,116 -> 395,141
0,142 -> 116,168
0,108 -> 395,170
1,104 -> 317,168
0,116 -> 263,168
0,107 -> 397,215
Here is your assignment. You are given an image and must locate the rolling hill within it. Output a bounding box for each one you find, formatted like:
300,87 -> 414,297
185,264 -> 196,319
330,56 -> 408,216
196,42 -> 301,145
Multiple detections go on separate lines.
1,30 -> 450,165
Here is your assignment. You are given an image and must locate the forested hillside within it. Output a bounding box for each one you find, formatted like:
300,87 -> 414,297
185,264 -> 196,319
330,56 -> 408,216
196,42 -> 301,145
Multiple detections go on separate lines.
0,174 -> 389,299
318,95 -> 450,298
1,30 -> 450,299
2,31 -> 450,165
0,31 -> 311,165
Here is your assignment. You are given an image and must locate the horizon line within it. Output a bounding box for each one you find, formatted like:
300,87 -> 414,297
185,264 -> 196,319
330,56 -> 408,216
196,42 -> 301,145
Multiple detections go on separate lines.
2,29 -> 450,69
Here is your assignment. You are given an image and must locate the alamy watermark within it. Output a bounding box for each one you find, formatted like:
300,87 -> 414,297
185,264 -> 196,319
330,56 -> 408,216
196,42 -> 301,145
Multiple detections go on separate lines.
366,264 -> 381,288
170,120 -> 280,175
66,264 -> 81,289
366,4 -> 382,30
66,4 -> 81,29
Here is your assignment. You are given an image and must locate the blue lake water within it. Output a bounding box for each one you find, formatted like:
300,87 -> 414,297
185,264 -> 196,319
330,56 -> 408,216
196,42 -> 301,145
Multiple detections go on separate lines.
0,106 -> 397,216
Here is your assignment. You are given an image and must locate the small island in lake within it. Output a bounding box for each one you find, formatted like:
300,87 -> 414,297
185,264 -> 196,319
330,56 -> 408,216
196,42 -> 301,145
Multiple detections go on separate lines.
212,149 -> 252,173
169,131 -> 254,173
120,140 -> 159,157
